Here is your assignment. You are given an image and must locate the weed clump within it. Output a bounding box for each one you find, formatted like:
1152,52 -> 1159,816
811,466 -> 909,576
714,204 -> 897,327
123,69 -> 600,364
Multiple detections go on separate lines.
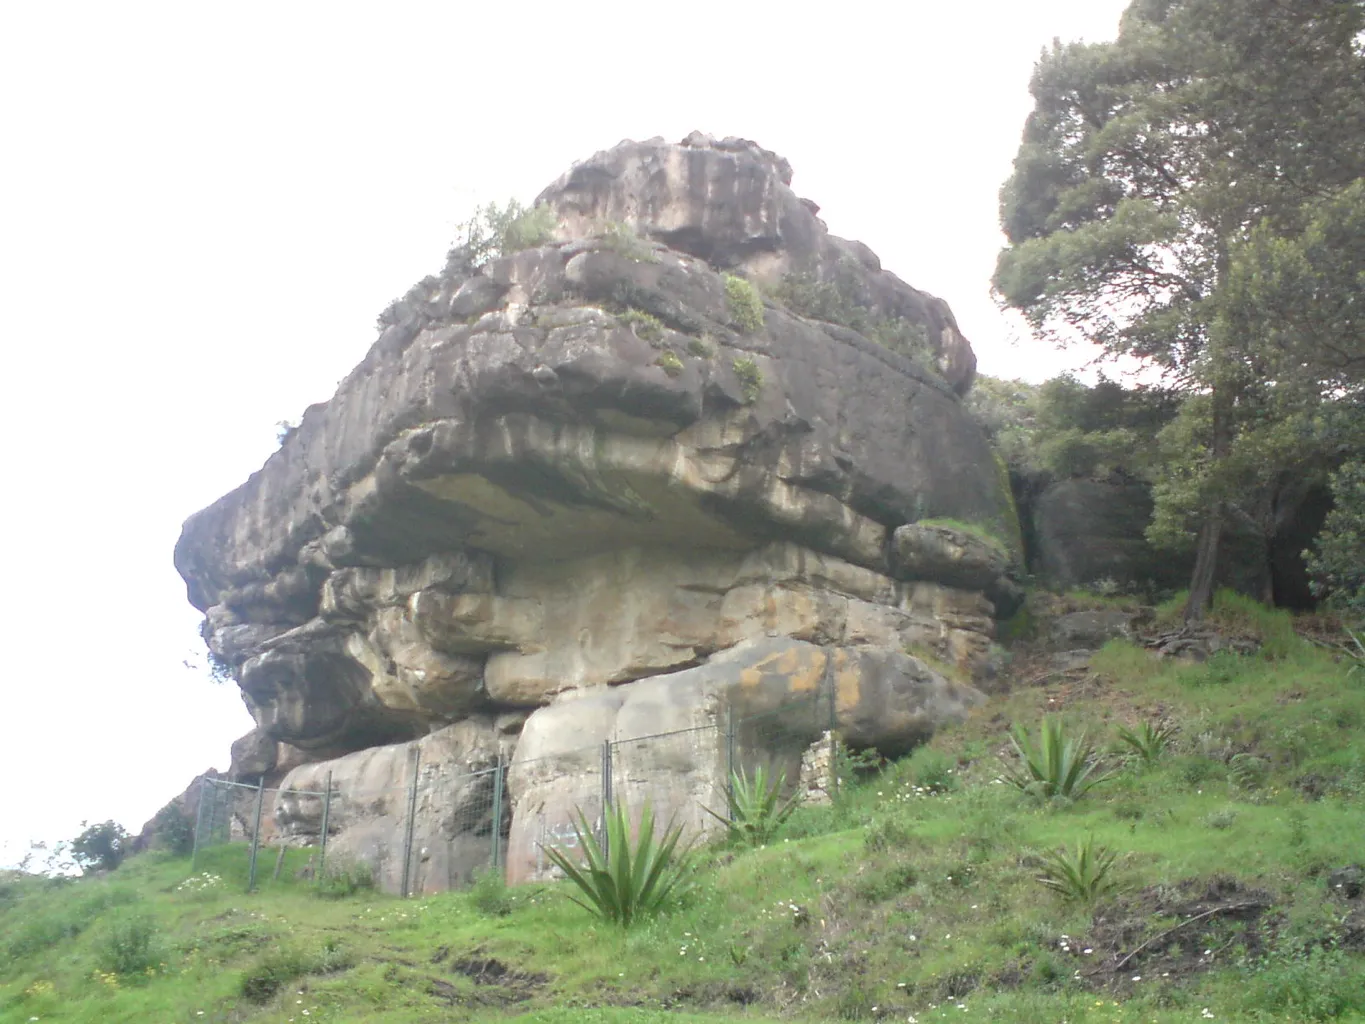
618,307 -> 664,342
656,349 -> 684,377
94,912 -> 163,980
772,270 -> 933,363
593,220 -> 659,262
240,946 -> 319,1003
314,862 -> 374,900
469,868 -> 514,917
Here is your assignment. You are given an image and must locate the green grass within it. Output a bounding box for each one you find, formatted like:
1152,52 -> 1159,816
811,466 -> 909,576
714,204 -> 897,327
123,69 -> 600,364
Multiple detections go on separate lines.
913,516 -> 1011,557
4,615 -> 1364,1022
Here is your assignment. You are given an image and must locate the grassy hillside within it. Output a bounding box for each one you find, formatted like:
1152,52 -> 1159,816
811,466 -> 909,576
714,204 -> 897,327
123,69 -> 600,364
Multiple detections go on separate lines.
4,595 -> 1364,1024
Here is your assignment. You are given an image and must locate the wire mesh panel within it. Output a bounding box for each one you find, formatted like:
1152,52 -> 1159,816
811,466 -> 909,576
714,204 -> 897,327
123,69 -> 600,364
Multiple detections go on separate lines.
610,725 -> 725,844
505,741 -> 609,886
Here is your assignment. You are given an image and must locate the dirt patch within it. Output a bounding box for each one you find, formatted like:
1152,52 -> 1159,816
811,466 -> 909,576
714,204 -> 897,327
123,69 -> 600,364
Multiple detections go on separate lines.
424,947 -> 546,1008
454,949 -> 546,988
658,980 -> 764,1009
1079,875 -> 1271,991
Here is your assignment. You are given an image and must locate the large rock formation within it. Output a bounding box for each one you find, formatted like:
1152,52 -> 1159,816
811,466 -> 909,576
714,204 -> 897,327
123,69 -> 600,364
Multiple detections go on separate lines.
175,134 -> 1020,891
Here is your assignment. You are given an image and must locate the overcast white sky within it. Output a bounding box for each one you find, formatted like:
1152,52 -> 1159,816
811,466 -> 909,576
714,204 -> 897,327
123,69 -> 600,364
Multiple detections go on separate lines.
0,0 -> 1128,865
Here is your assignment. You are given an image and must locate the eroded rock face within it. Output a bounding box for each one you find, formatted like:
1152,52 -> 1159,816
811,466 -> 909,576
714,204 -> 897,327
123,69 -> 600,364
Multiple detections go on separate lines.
176,134 -> 1020,892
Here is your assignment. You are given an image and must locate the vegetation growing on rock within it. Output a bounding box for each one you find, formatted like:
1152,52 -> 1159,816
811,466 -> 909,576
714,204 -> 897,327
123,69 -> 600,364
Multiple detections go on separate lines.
722,274 -> 764,334
772,269 -> 933,366
730,356 -> 762,403
655,350 -> 683,377
617,307 -> 665,342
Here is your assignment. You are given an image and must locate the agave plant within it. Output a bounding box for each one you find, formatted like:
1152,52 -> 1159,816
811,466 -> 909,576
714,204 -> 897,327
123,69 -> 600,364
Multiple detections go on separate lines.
1002,717 -> 1112,800
539,800 -> 696,927
1036,836 -> 1119,905
703,765 -> 803,846
1115,720 -> 1177,770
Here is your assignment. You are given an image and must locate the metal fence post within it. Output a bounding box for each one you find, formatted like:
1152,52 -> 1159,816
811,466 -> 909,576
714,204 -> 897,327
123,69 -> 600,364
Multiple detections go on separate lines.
317,771 -> 333,885
246,777 -> 266,892
190,777 -> 209,872
725,705 -> 737,807
211,780 -> 226,843
826,661 -> 840,800
400,746 -> 421,899
202,781 -> 216,847
490,756 -> 505,871
600,740 -> 613,866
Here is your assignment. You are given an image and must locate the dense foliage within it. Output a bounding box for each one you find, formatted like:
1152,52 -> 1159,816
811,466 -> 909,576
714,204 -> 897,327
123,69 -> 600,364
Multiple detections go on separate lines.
968,373 -> 1178,480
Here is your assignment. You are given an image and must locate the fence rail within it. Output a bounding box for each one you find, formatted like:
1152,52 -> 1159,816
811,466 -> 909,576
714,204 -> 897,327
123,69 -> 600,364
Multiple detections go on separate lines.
191,677 -> 838,897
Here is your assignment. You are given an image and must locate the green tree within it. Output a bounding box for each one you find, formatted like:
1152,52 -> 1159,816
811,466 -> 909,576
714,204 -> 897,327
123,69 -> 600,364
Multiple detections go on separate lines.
70,820 -> 131,874
995,0 -> 1365,621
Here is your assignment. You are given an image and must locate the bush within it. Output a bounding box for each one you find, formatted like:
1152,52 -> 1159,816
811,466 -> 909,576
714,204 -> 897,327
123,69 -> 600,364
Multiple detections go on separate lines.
966,372 -> 1180,480
907,746 -> 959,794
593,220 -> 658,262
1308,458 -> 1365,614
724,274 -> 765,333
1239,943 -> 1365,1020
618,307 -> 664,342
5,887 -> 137,961
656,350 -> 684,377
772,269 -> 936,367
446,199 -> 555,272
95,912 -> 163,980
71,820 -> 131,874
732,356 -> 763,404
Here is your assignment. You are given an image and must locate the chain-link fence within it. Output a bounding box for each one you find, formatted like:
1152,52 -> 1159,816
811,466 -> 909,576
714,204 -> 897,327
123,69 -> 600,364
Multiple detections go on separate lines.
192,672 -> 838,897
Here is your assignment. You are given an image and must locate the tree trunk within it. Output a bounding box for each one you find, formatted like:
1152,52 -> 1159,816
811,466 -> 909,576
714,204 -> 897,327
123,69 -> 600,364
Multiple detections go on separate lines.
1184,506 -> 1223,624
1185,370 -> 1234,626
